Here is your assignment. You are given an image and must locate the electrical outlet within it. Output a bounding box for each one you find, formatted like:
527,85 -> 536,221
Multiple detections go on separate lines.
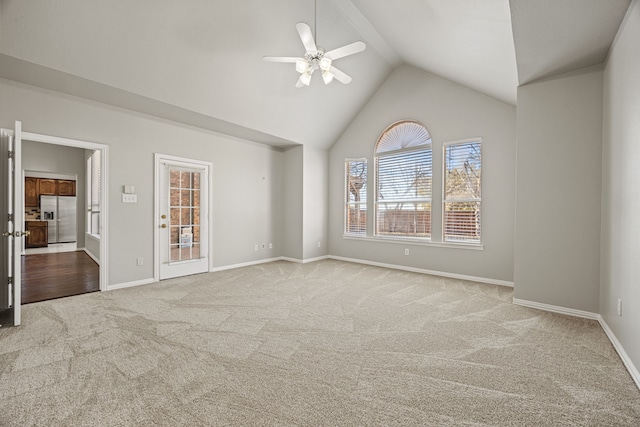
269,243 -> 273,249
254,244 -> 259,251
617,299 -> 623,316
404,248 -> 410,256
136,257 -> 143,266
317,241 -> 321,248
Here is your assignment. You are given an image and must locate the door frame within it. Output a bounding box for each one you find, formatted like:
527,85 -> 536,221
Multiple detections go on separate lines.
153,153 -> 212,281
20,129 -> 109,293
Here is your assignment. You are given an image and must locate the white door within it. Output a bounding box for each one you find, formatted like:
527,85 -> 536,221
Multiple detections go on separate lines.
156,155 -> 210,280
0,121 -> 24,326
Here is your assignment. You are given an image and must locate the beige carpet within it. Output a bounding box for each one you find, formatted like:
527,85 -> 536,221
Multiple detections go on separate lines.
1,259 -> 639,426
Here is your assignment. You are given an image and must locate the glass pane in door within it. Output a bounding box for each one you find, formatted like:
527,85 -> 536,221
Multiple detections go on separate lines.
168,168 -> 202,264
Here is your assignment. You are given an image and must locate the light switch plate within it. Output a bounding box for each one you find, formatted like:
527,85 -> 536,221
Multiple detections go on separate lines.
122,193 -> 137,203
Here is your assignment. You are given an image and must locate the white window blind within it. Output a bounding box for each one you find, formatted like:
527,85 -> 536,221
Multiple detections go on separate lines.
345,159 -> 367,235
375,121 -> 432,239
87,150 -> 101,236
443,140 -> 481,243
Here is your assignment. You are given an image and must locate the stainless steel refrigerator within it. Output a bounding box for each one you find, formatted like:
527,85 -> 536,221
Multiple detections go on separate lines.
41,196 -> 77,244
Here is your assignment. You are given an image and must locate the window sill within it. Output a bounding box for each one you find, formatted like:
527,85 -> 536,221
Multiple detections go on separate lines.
342,234 -> 483,250
85,232 -> 101,241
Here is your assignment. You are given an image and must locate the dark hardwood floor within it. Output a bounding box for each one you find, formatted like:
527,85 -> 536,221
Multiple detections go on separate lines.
21,251 -> 100,304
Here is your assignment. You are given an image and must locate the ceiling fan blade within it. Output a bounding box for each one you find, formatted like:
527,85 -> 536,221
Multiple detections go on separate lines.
330,66 -> 352,84
325,41 -> 366,60
296,22 -> 317,53
263,56 -> 301,63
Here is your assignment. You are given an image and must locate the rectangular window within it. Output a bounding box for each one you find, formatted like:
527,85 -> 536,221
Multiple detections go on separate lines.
345,159 -> 367,235
443,140 -> 481,243
86,149 -> 101,236
375,147 -> 432,239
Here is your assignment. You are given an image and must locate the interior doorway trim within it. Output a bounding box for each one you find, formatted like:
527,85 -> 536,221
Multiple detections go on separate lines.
21,130 -> 109,292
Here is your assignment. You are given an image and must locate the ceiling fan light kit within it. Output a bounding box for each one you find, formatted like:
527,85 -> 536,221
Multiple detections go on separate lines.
322,70 -> 334,84
263,11 -> 366,88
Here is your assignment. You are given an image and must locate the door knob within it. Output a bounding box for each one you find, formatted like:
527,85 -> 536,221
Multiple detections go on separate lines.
2,231 -> 29,237
161,224 -> 167,229
161,214 -> 167,219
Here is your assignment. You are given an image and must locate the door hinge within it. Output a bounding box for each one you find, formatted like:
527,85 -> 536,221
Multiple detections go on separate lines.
8,150 -> 13,159
7,213 -> 14,222
7,276 -> 12,285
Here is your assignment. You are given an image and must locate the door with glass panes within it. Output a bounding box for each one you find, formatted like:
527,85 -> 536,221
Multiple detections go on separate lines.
157,156 -> 209,280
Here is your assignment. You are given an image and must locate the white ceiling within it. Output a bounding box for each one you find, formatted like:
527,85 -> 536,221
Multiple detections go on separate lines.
510,0 -> 631,85
0,0 -> 632,149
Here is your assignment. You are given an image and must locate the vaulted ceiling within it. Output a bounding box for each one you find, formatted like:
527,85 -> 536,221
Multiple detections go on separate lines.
0,0 -> 631,149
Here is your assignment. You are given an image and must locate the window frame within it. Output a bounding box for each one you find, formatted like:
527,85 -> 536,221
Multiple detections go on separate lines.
373,120 -> 433,241
442,138 -> 482,245
86,149 -> 101,238
344,158 -> 368,236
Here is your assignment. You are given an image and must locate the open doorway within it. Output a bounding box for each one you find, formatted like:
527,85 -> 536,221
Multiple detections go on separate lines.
19,133 -> 108,304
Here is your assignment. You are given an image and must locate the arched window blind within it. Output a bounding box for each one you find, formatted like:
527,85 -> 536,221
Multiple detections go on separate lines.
374,121 -> 432,239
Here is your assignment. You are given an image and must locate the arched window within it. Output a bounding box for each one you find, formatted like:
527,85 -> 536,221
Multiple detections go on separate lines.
374,121 -> 432,239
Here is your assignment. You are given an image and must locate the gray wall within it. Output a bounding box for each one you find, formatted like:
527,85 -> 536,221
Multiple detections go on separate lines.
0,79 -> 286,285
22,140 -> 86,249
303,146 -> 329,260
601,0 -> 640,373
514,69 -> 603,313
328,65 -> 517,282
281,146 -> 303,260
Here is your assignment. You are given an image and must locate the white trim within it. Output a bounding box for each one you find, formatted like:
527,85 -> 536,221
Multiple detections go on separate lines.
598,318 -> 640,390
279,256 -> 329,264
512,297 -> 640,390
302,255 -> 330,264
210,257 -> 284,272
442,138 -> 482,244
328,255 -> 513,287
342,234 -> 484,250
344,158 -> 368,237
83,248 -> 100,265
16,125 -> 109,294
154,153 -> 213,282
107,278 -> 155,291
512,298 -> 600,320
21,131 -> 105,150
24,170 -> 77,181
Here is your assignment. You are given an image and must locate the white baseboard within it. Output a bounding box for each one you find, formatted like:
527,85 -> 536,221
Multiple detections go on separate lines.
327,255 -> 514,287
279,256 -> 328,264
301,255 -> 329,264
598,317 -> 640,390
83,248 -> 100,265
512,297 -> 639,391
279,257 -> 303,264
512,298 -> 600,320
210,257 -> 283,272
107,278 -> 155,291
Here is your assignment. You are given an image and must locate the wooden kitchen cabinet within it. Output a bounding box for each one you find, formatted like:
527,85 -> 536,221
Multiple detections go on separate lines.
25,177 -> 39,207
25,221 -> 48,248
25,177 -> 77,205
57,180 -> 76,196
38,179 -> 57,196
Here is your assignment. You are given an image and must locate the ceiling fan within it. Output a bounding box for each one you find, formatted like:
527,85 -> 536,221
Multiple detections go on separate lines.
263,21 -> 366,87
